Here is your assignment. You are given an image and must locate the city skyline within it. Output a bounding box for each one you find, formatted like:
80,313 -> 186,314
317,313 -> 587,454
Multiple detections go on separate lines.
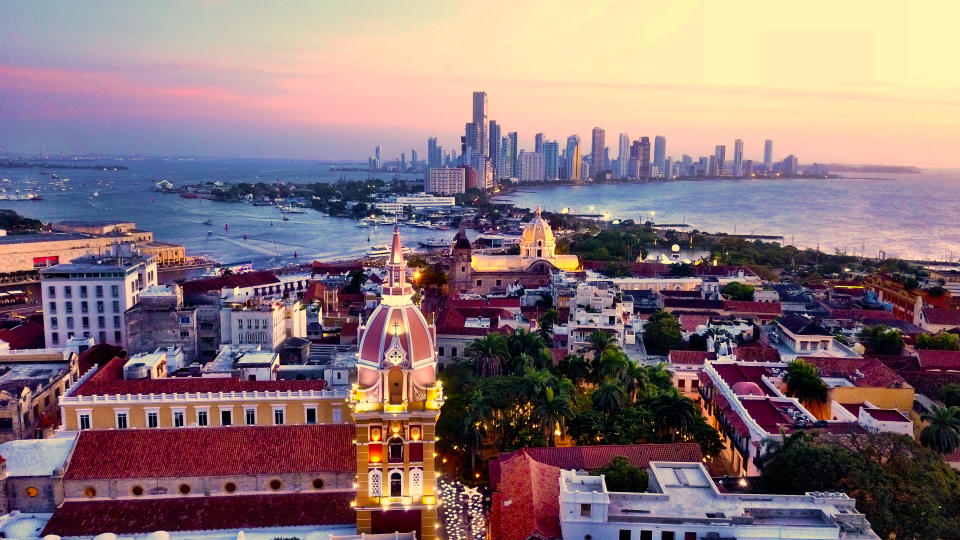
2,1 -> 959,168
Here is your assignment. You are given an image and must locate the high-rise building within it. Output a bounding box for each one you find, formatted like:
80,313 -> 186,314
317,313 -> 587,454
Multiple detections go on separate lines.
535,133 -> 545,154
503,132 -> 518,178
733,139 -> 744,177
472,91 -> 488,156
426,167 -> 466,195
565,135 -> 581,181
698,156 -> 709,176
681,154 -> 693,177
464,122 -> 482,160
517,151 -> 545,182
489,121 -> 501,178
400,153 -> 406,172
374,145 -> 382,170
617,133 -> 630,178
663,157 -> 672,179
427,137 -> 441,169
653,136 -> 666,177
763,139 -> 773,171
581,159 -> 591,182
714,145 -> 726,172
630,137 -> 651,179
542,140 -> 559,181
781,154 -> 798,176
410,149 -> 417,171
590,127 -> 605,179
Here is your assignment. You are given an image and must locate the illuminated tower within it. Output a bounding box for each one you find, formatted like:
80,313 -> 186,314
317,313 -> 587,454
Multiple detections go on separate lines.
349,227 -> 443,538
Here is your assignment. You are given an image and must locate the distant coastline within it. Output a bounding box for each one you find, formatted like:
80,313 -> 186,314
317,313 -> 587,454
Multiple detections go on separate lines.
0,160 -> 129,171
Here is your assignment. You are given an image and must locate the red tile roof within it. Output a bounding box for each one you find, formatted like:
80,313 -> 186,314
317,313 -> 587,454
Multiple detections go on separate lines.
311,260 -> 364,274
42,492 -> 354,537
0,317 -> 44,349
450,297 -> 521,310
862,408 -> 910,422
924,308 -> 960,327
76,343 -> 125,375
827,308 -> 898,322
724,301 -> 782,316
712,364 -> 776,395
72,357 -> 327,396
489,450 -> 562,540
798,356 -> 909,388
181,271 -> 280,296
678,314 -> 710,333
668,350 -> 716,365
302,281 -> 327,303
916,350 -> 960,370
740,398 -> 806,434
733,343 -> 781,362
64,424 -> 355,480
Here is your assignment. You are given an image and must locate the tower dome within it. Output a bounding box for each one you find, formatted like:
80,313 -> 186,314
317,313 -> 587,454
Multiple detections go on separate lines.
356,227 -> 437,389
519,206 -> 556,260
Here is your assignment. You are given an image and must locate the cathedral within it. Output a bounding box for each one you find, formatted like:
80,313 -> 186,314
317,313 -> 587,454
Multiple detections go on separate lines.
450,206 -> 582,294
349,226 -> 443,538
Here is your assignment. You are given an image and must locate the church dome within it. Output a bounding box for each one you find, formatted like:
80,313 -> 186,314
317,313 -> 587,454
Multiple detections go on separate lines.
520,206 -> 555,251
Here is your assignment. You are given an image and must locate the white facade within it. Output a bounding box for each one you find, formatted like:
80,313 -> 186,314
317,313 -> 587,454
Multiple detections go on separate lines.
559,462 -> 878,540
517,151 -> 545,182
219,299 -> 305,351
567,282 -> 631,354
374,193 -> 456,214
425,167 -> 466,195
40,244 -> 158,348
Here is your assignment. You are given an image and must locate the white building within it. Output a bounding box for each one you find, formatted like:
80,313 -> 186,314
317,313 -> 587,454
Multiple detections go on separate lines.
425,167 -> 466,195
219,298 -> 306,351
559,462 -> 878,540
374,193 -> 457,214
567,282 -> 632,354
40,243 -> 158,348
517,150 -> 545,182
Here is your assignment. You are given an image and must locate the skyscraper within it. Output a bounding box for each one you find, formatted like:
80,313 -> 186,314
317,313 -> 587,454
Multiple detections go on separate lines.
617,133 -> 630,178
427,137 -> 441,169
714,145 -> 726,172
542,140 -> 559,181
638,137 -> 651,179
653,136 -> 666,178
565,135 -> 581,181
503,132 -> 518,178
472,91 -> 488,156
410,149 -> 417,171
733,139 -> 744,177
400,152 -> 406,171
535,133 -> 545,154
517,151 -> 545,182
763,139 -> 773,171
489,121 -> 501,178
591,127 -> 605,179
374,145 -> 382,170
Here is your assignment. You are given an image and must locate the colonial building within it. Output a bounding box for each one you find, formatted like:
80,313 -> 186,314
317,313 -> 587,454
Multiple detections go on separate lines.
450,207 -> 581,294
349,227 -> 442,538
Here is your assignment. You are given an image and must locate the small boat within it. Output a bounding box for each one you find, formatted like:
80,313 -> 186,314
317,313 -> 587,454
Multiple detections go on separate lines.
224,223 -> 229,231
180,192 -> 198,199
418,237 -> 453,249
282,215 -> 290,221
367,244 -> 415,258
51,173 -> 59,179
203,219 -> 213,226
92,191 -> 99,197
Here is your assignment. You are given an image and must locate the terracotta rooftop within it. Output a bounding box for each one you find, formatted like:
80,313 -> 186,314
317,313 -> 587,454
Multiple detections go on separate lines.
76,343 -> 124,375
42,491 -> 354,537
181,271 -> 280,296
798,356 -> 909,388
668,350 -> 717,365
663,298 -> 726,311
924,308 -> 960,327
724,301 -> 783,316
489,450 -> 562,540
862,408 -> 910,422
449,297 -> 521,310
916,350 -> 960,370
740,397 -> 807,435
733,342 -> 782,362
64,424 -> 355,480
826,308 -> 899,322
678,314 -> 710,333
0,317 -> 44,349
711,363 -> 776,396
72,356 -> 327,396
778,314 -> 831,336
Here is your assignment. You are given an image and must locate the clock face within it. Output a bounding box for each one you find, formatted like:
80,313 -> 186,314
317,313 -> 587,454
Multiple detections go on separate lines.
387,349 -> 405,366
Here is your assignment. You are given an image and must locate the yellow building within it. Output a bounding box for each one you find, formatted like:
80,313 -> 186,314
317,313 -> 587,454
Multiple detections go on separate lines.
797,356 -> 915,419
349,228 -> 442,539
58,356 -> 349,431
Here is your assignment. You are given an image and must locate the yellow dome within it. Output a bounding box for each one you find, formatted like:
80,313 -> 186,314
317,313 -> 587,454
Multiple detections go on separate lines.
520,206 -> 555,250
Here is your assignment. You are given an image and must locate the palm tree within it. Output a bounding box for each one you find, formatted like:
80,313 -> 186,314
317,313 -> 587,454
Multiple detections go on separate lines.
920,405 -> 960,454
462,389 -> 492,476
597,349 -> 630,383
623,364 -> 650,402
648,391 -> 697,442
592,380 -> 627,414
784,359 -> 828,404
465,333 -> 509,377
644,363 -> 674,393
754,428 -> 808,470
531,384 -> 575,446
556,354 -> 591,387
537,308 -> 560,344
586,329 -> 618,365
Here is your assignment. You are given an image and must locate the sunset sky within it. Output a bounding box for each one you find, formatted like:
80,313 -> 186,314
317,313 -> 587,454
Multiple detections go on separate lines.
2,0 -> 958,167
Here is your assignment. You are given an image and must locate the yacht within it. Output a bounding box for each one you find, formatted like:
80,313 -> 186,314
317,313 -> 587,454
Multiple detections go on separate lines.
367,244 -> 415,258
418,237 -> 453,249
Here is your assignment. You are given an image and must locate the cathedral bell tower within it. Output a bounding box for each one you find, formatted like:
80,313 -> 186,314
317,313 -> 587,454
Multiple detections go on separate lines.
349,226 -> 443,539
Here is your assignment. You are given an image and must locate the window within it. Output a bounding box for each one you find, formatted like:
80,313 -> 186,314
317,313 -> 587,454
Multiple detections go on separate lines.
180,316 -> 191,325
84,486 -> 96,498
619,531 -> 631,540
332,408 -> 342,423
691,380 -> 699,390
146,411 -> 159,428
98,316 -> 105,327
131,485 -> 144,496
179,484 -> 191,495
80,285 -> 88,298
451,347 -> 457,357
49,301 -> 57,312
96,285 -> 103,298
78,412 -> 91,430
197,409 -> 209,426
369,469 -> 382,497
48,286 -> 56,298
82,316 -> 89,328
224,482 -> 237,493
64,286 -> 72,298
312,478 -> 324,489
97,301 -> 104,313
476,280 -> 482,286
684,533 -> 697,540
409,468 -> 423,499
305,406 -> 317,425
111,285 -> 119,297
269,479 -> 283,490
220,409 -> 232,426
640,532 -> 653,540
113,315 -> 121,328
112,300 -> 120,312
115,411 -> 128,429
389,471 -> 402,497
173,409 -> 185,427
496,279 -> 502,286
114,330 -> 122,342
65,302 -> 73,314
245,408 -> 257,425
438,346 -> 445,356
661,533 -> 675,540
51,332 -> 59,345
388,437 -> 404,462
273,407 -> 285,425
81,301 -> 89,313
677,379 -> 686,390
580,503 -> 591,517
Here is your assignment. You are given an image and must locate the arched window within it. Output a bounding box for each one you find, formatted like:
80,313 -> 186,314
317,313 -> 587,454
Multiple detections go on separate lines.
389,471 -> 403,497
388,437 -> 404,462
368,469 -> 382,497
409,468 -> 423,499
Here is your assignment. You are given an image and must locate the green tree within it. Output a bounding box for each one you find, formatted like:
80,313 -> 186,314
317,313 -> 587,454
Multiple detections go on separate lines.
860,325 -> 904,355
341,269 -> 367,294
586,329 -> 618,365
916,332 -> 960,351
465,333 -> 510,377
555,354 -> 590,387
593,456 -> 648,492
721,281 -> 755,301
920,405 -> 960,454
596,349 -> 630,383
592,380 -> 627,414
537,308 -> 560,344
643,310 -> 684,355
940,383 -> 960,408
784,359 -> 828,405
647,390 -> 697,442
